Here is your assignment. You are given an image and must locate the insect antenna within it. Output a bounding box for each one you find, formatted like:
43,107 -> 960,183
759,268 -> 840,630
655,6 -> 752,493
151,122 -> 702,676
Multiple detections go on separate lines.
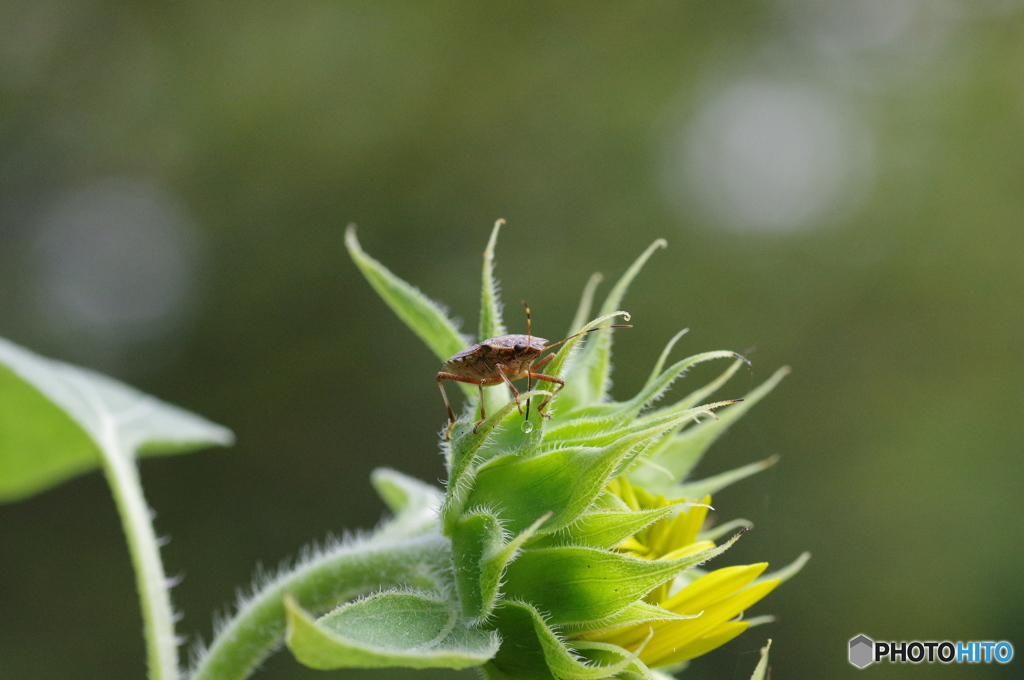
541,323 -> 633,351
523,301 -> 533,422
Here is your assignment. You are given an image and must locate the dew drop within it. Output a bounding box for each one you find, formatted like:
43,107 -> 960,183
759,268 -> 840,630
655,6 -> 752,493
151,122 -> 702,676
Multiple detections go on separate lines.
521,420 -> 535,434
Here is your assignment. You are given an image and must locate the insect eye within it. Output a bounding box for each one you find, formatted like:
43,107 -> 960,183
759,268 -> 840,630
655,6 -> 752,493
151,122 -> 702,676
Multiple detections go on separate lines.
513,344 -> 525,352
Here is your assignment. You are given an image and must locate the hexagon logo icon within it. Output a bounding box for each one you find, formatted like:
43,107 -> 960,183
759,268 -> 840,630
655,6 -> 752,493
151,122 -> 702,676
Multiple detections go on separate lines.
849,634 -> 874,668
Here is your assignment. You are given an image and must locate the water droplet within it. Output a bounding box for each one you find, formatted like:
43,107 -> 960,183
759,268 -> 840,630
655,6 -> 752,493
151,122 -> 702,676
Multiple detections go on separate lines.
521,420 -> 535,434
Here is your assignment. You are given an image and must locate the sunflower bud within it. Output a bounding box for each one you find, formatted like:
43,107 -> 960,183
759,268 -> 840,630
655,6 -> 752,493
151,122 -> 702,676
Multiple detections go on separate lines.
281,224 -> 807,680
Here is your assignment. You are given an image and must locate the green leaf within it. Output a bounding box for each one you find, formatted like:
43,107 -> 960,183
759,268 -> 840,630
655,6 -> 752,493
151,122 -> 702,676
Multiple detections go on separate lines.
285,591 -> 499,670
0,337 -> 233,502
502,534 -> 743,625
372,468 -> 442,515
0,336 -> 232,680
479,219 -> 508,342
345,225 -> 470,366
0,363 -> 96,502
749,639 -> 771,680
191,533 -> 451,680
370,468 -> 442,539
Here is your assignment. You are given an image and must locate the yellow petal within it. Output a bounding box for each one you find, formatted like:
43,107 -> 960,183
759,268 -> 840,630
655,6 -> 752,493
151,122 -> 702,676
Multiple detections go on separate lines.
661,563 -> 767,614
673,495 -> 712,546
644,621 -> 749,667
659,540 -> 715,562
639,580 -> 779,662
618,478 -> 640,510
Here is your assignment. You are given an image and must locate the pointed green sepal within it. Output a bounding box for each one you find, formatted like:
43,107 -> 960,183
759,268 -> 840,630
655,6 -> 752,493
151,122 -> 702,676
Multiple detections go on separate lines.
485,601 -> 643,680
565,239 -> 666,404
451,509 -> 550,621
536,504 -> 684,551
284,591 -> 499,670
750,639 -> 772,680
477,512 -> 550,619
479,219 -> 508,342
644,329 -> 689,388
672,357 -> 747,413
443,389 -> 550,523
629,367 -> 789,493
671,455 -> 779,499
754,552 -> 811,586
477,220 -> 513,417
564,599 -> 700,635
567,272 -> 605,338
625,351 -> 742,415
545,400 -> 741,471
450,510 -> 504,620
534,311 -> 632,408
502,533 -> 744,625
467,422 -> 664,536
345,226 -> 471,394
698,518 -> 752,542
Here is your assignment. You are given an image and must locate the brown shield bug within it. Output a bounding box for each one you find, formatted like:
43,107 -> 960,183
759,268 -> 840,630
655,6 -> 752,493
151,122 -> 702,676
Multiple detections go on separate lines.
436,302 -> 630,437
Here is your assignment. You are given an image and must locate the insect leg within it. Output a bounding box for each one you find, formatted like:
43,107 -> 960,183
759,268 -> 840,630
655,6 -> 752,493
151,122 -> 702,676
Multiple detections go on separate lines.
528,353 -> 559,418
437,372 -> 501,438
471,376 -> 505,433
523,301 -> 534,421
527,371 -> 564,419
533,353 -> 555,370
436,373 -> 460,425
477,382 -> 486,421
495,364 -> 523,414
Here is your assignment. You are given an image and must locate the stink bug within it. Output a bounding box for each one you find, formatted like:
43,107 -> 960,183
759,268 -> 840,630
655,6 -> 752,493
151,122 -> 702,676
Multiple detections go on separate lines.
436,303 -> 630,437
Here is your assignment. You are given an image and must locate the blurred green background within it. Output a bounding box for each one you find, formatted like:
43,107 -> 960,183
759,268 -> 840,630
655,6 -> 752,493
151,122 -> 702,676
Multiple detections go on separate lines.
2,2 -> 1023,678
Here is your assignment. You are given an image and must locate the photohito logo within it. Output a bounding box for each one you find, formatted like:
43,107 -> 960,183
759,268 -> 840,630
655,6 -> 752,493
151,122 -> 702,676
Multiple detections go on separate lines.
849,634 -> 1014,668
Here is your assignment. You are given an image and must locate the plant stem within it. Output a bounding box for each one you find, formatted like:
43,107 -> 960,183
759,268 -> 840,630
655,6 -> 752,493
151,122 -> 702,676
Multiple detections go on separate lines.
98,424 -> 179,680
189,533 -> 449,680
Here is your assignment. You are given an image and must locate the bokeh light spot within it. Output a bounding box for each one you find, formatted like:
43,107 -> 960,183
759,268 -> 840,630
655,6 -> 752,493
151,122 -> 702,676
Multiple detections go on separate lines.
664,78 -> 873,233
33,178 -> 201,365
781,0 -> 921,56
